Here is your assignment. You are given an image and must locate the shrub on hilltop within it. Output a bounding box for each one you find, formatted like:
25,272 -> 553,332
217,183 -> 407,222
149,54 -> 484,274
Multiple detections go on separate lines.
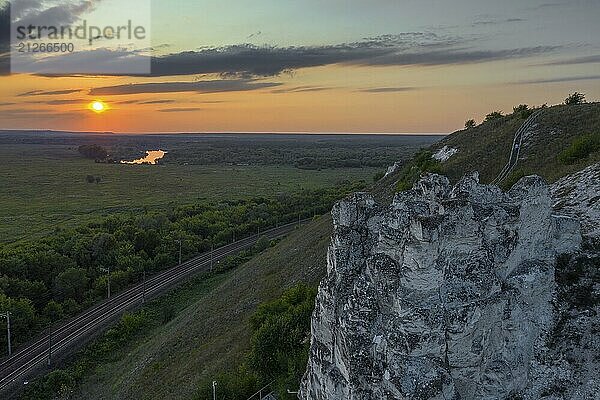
464,119 -> 476,129
564,92 -> 586,106
484,111 -> 504,122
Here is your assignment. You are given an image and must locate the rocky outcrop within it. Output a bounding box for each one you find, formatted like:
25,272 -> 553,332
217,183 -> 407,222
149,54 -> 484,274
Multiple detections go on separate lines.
551,162 -> 600,243
516,161 -> 600,400
385,162 -> 403,177
432,146 -> 458,162
300,173 -> 581,400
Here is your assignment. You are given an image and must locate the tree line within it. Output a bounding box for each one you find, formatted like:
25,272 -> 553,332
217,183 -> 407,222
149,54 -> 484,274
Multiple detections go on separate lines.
463,92 -> 587,130
0,181 -> 365,354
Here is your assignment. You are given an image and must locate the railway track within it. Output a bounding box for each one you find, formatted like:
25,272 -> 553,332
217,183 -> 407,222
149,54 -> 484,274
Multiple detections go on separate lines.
491,110 -> 544,186
0,221 -> 303,394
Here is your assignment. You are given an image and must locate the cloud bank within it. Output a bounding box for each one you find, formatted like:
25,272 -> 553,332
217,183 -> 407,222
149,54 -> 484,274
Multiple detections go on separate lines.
88,79 -> 282,96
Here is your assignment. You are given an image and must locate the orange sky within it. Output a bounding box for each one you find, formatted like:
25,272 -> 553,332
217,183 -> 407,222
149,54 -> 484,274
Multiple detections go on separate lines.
2,64 -> 599,133
1,0 -> 600,133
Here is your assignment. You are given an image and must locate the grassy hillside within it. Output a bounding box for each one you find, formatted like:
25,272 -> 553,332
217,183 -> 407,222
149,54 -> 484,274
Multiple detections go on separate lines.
68,216 -> 332,400
434,102 -> 600,185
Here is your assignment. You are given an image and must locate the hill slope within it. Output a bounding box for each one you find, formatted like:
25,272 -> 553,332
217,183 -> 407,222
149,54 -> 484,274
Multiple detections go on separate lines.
71,217 -> 332,400
434,103 -> 600,184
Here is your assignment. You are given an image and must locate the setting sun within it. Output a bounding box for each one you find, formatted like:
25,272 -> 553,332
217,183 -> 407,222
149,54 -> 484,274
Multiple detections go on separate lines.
90,101 -> 106,113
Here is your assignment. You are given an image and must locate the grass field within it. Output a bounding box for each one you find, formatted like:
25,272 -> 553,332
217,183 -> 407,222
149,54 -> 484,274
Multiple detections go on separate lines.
0,143 -> 379,243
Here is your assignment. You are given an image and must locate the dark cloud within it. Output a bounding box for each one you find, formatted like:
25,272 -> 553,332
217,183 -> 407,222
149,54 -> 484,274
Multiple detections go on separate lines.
271,85 -> 333,94
13,47 -> 150,76
533,2 -> 566,9
139,99 -> 176,104
0,108 -> 86,119
517,74 -> 600,84
0,101 -> 17,106
0,2 -> 9,46
12,0 -> 100,30
158,107 -> 203,113
542,54 -> 600,66
148,36 -> 560,77
88,79 -> 282,96
473,18 -> 526,26
115,99 -> 142,105
19,89 -> 83,96
1,1 -> 96,73
149,44 -> 377,77
0,2 -> 9,75
147,34 -> 456,77
114,99 -> 176,105
354,46 -> 561,67
26,98 -> 86,105
3,31 -> 563,78
359,87 -> 417,93
114,99 -> 222,105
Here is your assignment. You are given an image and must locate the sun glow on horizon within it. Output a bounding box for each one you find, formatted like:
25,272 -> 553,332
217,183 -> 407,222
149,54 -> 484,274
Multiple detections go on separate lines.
90,101 -> 107,113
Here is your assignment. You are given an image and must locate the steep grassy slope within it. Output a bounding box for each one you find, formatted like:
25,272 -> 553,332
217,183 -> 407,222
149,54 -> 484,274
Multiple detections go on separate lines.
70,216 -> 333,400
435,103 -> 600,184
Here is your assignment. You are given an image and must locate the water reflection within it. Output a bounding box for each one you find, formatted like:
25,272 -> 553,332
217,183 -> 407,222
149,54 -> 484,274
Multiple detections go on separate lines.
121,150 -> 167,165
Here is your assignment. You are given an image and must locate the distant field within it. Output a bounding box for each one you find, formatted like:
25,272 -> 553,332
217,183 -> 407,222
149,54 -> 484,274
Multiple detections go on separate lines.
0,132 -> 440,242
0,143 -> 385,242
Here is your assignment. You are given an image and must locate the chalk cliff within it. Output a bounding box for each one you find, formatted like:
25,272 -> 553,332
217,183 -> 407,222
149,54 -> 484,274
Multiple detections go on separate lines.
300,173 -> 583,400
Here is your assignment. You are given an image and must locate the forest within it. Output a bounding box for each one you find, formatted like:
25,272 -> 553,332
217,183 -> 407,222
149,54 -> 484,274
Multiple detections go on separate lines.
0,181 -> 364,354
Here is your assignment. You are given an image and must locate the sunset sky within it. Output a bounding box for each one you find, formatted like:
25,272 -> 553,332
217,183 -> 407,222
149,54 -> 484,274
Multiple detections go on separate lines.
1,0 -> 599,133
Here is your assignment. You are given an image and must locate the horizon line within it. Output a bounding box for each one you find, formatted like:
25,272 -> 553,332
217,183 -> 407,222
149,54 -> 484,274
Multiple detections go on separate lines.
0,129 -> 450,136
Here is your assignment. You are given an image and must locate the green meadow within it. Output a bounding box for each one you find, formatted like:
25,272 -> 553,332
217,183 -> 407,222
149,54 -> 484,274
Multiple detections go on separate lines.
0,143 -> 378,243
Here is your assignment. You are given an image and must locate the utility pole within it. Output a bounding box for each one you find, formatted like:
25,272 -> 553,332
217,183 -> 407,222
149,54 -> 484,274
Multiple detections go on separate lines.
212,380 -> 217,400
176,239 -> 182,264
210,244 -> 214,271
1,311 -> 11,356
100,266 -> 111,299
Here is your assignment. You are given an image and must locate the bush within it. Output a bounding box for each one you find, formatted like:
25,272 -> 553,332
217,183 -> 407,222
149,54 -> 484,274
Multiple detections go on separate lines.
558,133 -> 600,165
248,284 -> 317,397
78,145 -> 108,160
464,119 -> 476,129
513,104 -> 534,119
0,294 -> 37,353
254,236 -> 271,252
564,92 -> 585,106
396,150 -> 442,191
484,111 -> 504,122
53,268 -> 89,302
195,284 -> 318,399
501,168 -> 526,191
372,170 -> 385,182
196,369 -> 258,400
